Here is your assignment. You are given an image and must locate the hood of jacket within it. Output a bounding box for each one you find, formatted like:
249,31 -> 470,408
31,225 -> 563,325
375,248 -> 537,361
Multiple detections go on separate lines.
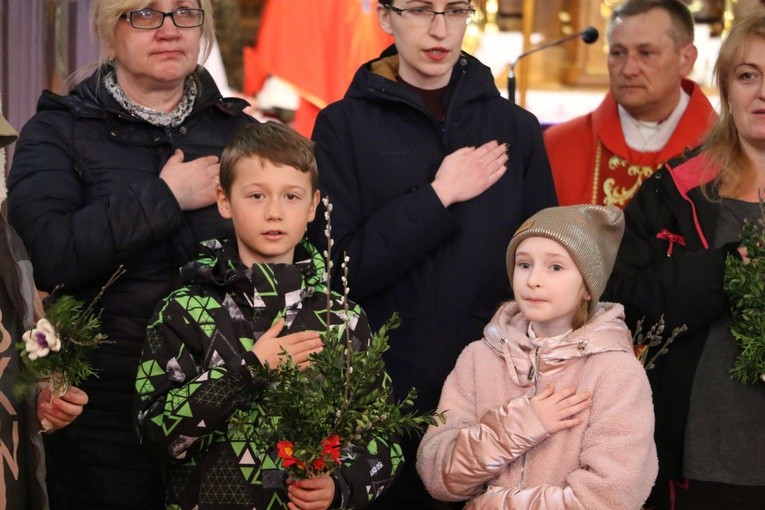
35,64 -> 249,121
482,301 -> 633,387
343,50 -> 500,112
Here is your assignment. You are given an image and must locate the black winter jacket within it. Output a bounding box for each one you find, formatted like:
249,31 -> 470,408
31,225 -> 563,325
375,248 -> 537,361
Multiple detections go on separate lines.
309,52 -> 558,413
603,148 -> 733,506
136,238 -> 400,509
7,66 -> 254,509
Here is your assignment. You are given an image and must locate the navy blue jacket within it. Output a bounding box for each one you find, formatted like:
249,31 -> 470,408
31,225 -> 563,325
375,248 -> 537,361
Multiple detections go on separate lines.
7,66 -> 254,509
309,51 -> 558,413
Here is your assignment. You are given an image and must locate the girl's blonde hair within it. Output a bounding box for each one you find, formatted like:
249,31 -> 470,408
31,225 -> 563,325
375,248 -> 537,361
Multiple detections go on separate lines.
703,14 -> 765,198
571,293 -> 591,331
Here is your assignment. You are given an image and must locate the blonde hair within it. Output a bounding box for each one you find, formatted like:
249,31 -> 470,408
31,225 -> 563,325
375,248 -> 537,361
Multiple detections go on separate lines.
702,14 -> 765,198
571,292 -> 591,331
91,0 -> 215,65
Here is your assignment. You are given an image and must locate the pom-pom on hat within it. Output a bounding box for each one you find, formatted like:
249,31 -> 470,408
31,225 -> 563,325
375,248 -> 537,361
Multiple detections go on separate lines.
506,204 -> 625,315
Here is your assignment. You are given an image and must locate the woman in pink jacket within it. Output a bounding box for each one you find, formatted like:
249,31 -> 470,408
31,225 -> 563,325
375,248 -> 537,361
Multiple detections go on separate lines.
417,204 -> 657,509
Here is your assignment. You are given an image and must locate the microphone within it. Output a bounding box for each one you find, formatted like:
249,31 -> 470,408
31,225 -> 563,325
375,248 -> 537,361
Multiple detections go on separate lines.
508,26 -> 599,104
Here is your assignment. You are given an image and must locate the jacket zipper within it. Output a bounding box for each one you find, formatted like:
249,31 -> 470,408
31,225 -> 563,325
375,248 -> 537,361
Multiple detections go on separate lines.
517,345 -> 541,493
440,59 -> 467,142
375,56 -> 469,152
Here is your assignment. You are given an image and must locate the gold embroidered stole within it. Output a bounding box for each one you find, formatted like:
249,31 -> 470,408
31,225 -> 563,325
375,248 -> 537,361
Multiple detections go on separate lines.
592,141 -> 661,207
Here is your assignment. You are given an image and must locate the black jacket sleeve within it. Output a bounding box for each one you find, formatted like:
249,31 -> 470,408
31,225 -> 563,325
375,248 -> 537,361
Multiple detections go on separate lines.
7,111 -> 186,291
604,172 -> 729,334
135,295 -> 265,464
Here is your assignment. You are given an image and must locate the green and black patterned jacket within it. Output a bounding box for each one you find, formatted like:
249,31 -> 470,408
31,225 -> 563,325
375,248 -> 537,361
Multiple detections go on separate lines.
135,238 -> 401,509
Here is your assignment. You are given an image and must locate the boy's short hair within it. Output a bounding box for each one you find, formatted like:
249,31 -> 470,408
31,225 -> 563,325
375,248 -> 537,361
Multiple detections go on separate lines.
219,122 -> 318,194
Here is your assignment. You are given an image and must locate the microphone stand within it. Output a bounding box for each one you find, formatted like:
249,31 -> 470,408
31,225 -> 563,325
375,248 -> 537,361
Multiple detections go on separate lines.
508,27 -> 599,105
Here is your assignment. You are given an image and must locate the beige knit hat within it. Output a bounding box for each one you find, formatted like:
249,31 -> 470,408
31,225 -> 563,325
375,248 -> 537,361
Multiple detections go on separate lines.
506,204 -> 625,315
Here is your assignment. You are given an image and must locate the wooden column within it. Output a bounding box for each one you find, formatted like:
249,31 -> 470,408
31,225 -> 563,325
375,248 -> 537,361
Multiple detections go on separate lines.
518,0 -> 535,107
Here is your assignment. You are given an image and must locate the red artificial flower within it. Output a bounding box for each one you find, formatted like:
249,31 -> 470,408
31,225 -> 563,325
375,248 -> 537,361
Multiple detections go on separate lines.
309,435 -> 342,472
277,440 -> 300,468
321,434 -> 341,462
277,440 -> 294,459
312,457 -> 327,471
278,436 -> 342,474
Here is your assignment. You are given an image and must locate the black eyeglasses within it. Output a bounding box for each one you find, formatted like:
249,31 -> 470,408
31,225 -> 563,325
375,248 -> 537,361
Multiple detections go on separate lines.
119,7 -> 204,30
385,4 -> 475,27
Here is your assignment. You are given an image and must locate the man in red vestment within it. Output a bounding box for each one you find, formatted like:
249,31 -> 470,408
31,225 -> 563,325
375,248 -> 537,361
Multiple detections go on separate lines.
544,0 -> 717,208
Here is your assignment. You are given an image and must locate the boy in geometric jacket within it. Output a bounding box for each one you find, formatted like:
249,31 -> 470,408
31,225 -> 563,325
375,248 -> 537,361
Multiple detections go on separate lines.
135,122 -> 400,510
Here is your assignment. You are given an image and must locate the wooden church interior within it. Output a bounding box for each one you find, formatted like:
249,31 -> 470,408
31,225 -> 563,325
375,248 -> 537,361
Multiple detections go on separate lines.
2,0 -> 765,145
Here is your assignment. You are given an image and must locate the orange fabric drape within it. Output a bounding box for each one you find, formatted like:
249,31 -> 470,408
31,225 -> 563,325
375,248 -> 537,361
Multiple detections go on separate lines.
244,0 -> 393,136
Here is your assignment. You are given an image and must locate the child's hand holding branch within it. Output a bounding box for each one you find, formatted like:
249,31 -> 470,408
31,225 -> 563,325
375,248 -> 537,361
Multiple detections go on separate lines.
286,475 -> 335,510
530,385 -> 592,433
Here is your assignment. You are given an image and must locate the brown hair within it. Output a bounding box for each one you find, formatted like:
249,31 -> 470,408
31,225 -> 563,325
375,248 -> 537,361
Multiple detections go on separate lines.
219,122 -> 318,195
609,0 -> 694,49
702,14 -> 765,198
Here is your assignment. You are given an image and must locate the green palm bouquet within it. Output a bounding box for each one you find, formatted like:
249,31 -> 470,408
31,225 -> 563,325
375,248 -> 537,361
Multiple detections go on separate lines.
229,198 -> 444,480
724,199 -> 765,385
16,267 -> 124,397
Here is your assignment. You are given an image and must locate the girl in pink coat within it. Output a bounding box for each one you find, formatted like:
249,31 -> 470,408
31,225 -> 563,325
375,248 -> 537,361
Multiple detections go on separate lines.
417,204 -> 657,509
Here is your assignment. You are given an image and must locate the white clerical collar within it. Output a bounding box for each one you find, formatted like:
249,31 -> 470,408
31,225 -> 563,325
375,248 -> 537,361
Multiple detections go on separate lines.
619,88 -> 691,152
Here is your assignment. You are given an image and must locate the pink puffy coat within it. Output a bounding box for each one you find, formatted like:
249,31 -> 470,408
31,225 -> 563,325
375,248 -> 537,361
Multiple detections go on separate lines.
417,301 -> 657,509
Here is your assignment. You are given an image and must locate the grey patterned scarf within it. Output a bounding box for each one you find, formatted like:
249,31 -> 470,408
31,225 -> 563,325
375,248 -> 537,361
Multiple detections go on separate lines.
104,69 -> 197,128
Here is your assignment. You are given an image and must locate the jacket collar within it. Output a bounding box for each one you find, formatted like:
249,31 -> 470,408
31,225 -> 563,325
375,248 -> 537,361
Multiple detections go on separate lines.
664,149 -> 720,249
178,238 -> 328,329
483,301 -> 633,386
181,237 -> 324,291
348,50 -> 499,107
36,65 -> 249,120
592,79 -> 712,160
